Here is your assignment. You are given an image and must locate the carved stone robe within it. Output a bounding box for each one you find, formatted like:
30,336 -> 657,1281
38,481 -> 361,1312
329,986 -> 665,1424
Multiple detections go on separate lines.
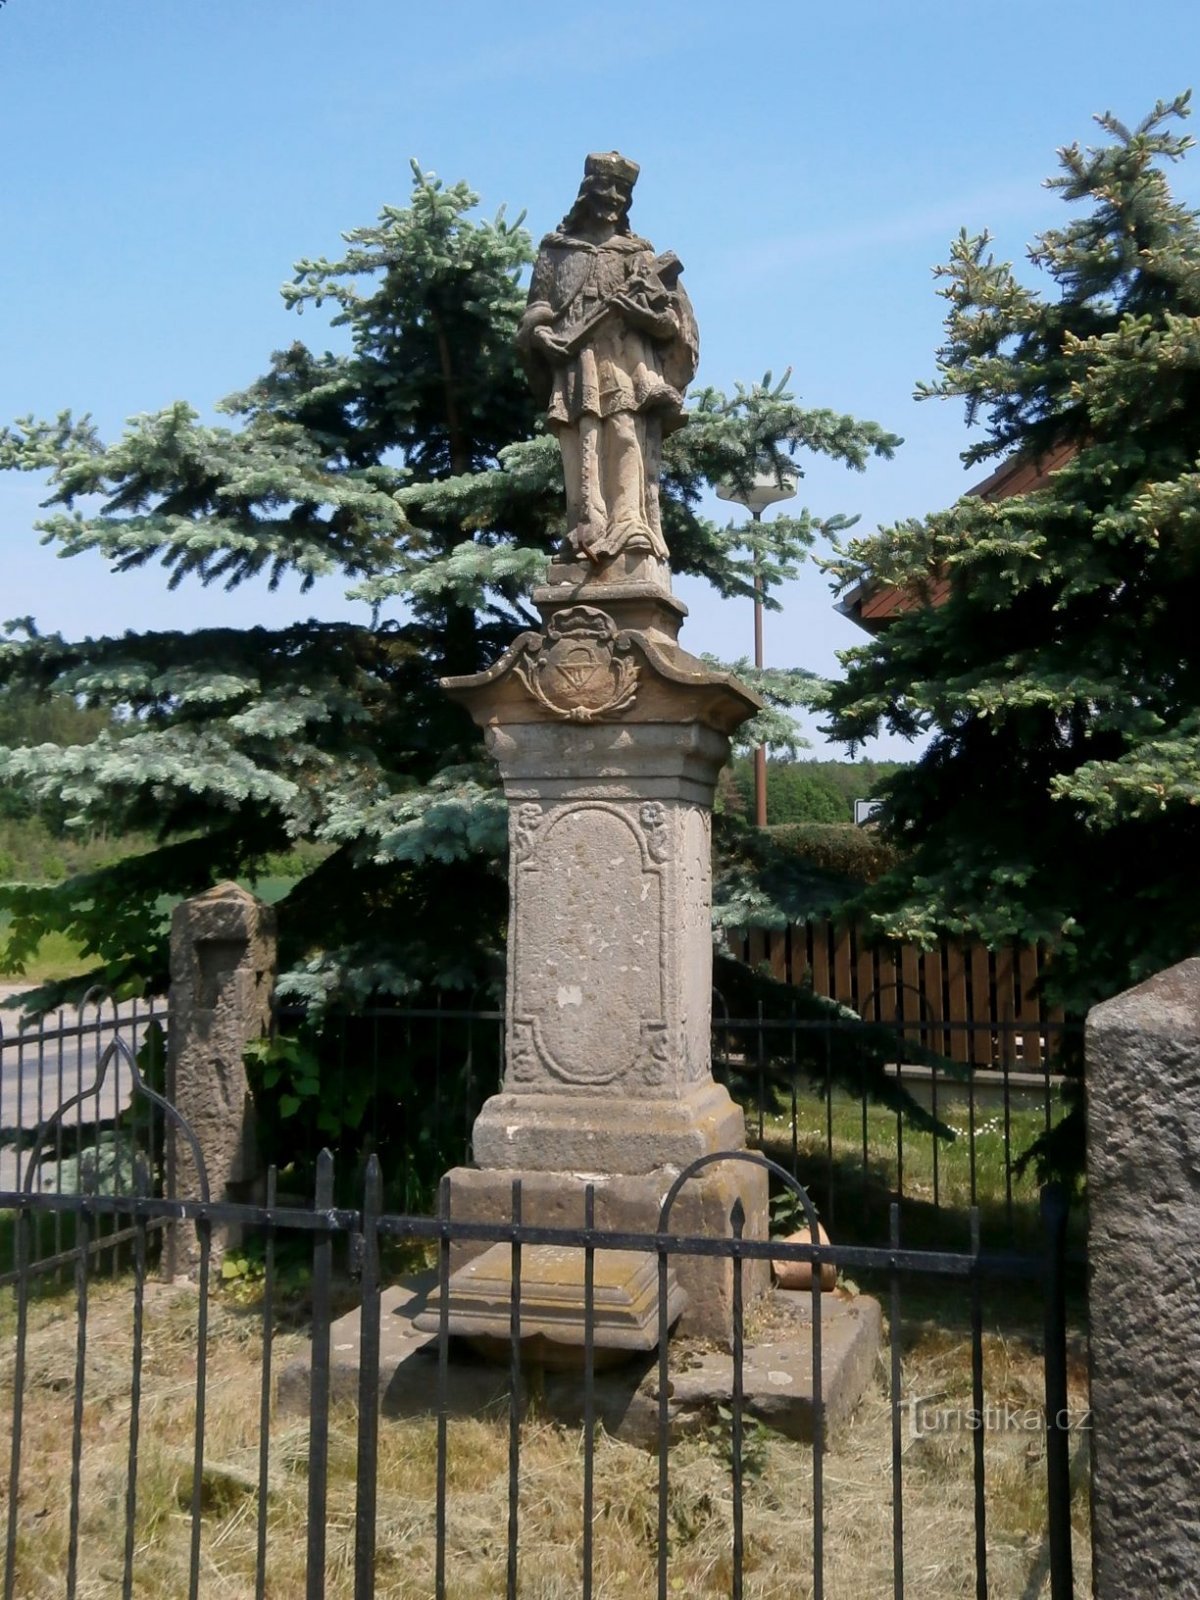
521,229 -> 698,561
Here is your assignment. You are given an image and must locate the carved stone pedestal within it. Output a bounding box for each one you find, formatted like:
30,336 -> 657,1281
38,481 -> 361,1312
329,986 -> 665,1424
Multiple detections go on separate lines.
439,576 -> 766,1348
427,152 -> 770,1357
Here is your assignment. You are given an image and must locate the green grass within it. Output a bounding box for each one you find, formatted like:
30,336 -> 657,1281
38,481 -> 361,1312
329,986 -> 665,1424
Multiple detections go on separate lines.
0,816 -> 155,885
750,1085 -> 1083,1256
1,1068 -> 1090,1594
0,924 -> 90,984
0,871 -> 308,985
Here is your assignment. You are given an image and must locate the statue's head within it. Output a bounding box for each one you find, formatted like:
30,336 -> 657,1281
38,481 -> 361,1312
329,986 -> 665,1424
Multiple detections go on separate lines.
562,151 -> 640,238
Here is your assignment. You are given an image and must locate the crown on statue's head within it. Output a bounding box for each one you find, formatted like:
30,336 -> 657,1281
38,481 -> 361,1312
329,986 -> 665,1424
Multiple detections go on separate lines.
584,151 -> 640,187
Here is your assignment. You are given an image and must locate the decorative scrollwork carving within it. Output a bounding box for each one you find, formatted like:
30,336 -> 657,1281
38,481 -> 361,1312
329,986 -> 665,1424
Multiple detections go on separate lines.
639,1019 -> 672,1086
509,1018 -> 541,1082
515,605 -> 640,722
639,800 -> 669,863
511,802 -> 543,862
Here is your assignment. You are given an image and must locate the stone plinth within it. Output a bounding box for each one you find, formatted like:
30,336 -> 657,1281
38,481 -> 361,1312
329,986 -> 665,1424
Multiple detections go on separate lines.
278,1274 -> 882,1448
1086,959 -> 1200,1598
440,1162 -> 770,1344
441,577 -> 765,1348
444,599 -> 759,1163
414,1243 -> 686,1367
167,882 -> 275,1273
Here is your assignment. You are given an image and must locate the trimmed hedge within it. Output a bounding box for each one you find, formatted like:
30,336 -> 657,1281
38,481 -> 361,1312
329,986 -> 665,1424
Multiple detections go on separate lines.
763,823 -> 898,885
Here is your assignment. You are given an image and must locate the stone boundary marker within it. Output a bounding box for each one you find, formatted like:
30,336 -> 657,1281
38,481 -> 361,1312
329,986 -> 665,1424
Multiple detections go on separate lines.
1087,957 -> 1200,1596
166,882 -> 275,1274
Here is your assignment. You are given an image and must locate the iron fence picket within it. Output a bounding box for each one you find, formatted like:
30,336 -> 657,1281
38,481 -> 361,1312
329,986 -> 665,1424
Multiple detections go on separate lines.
730,1196 -> 746,1600
1004,1048 -> 1015,1233
889,1202 -> 905,1600
255,1165 -> 278,1600
188,1210 -> 212,1600
811,1203 -> 825,1600
970,1207 -> 988,1600
354,1155 -> 383,1600
582,1182 -> 596,1600
305,1149 -> 335,1600
656,1230 -> 670,1600
121,1158 -> 149,1600
66,1195 -> 90,1600
507,1177 -> 522,1600
1042,1185 -> 1075,1600
823,1025 -> 835,1230
434,1175 -> 451,1600
3,1200 -> 30,1600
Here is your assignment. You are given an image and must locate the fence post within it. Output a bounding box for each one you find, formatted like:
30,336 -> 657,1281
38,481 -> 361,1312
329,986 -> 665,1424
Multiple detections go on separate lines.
1040,1183 -> 1073,1600
166,882 -> 276,1276
1086,958 -> 1200,1596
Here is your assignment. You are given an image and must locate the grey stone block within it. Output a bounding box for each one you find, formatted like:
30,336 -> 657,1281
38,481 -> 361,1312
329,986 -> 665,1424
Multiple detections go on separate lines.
167,882 -> 275,1273
1087,957 -> 1200,1597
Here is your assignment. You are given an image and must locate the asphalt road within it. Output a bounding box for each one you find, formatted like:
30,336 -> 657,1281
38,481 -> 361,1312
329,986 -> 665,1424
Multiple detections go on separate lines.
0,988 -> 166,1193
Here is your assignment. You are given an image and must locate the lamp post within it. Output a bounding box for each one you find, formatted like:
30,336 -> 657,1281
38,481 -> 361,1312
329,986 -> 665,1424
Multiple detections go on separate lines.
716,471 -> 797,828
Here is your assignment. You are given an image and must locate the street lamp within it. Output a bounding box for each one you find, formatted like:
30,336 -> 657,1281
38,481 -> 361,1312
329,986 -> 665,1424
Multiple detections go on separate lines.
716,471 -> 797,828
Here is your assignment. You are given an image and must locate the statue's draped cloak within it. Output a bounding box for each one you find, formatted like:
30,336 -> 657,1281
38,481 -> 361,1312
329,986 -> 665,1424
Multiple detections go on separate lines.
525,232 -> 698,433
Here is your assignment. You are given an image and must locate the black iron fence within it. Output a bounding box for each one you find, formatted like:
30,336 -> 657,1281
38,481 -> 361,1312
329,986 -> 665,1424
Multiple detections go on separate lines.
2,994 -> 1081,1258
262,1001 -> 1081,1250
710,1008 -> 1083,1252
2,1162 -> 1079,1596
0,1033 -> 1086,1599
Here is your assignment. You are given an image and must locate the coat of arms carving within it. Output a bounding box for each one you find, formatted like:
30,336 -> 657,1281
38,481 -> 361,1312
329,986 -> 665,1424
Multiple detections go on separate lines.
515,606 -> 639,722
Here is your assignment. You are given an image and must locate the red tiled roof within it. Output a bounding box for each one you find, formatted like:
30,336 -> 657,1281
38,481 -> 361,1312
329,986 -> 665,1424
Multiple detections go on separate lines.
838,444 -> 1075,633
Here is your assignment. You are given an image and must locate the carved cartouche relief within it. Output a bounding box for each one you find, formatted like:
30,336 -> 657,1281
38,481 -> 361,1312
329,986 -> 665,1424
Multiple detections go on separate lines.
639,800 -> 669,863
514,606 -> 639,723
508,799 -> 677,1091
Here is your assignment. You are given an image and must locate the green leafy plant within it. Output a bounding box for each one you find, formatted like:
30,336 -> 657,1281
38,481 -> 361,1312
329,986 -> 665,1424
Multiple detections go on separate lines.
768,1186 -> 821,1238
244,1032 -> 322,1122
704,1406 -> 771,1479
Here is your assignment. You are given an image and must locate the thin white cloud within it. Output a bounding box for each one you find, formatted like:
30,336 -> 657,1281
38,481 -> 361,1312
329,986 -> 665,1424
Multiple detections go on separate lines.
726,177 -> 1056,280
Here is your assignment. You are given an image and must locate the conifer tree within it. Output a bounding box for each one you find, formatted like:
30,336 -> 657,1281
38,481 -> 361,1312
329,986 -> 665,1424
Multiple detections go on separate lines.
824,96 -> 1200,1015
0,164 -> 897,1007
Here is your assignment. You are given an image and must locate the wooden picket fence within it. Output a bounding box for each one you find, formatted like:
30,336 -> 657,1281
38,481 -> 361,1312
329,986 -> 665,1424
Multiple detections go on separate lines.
726,921 -> 1065,1067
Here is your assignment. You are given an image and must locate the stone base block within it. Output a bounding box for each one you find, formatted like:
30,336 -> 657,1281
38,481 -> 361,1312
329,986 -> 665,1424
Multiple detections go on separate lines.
278,1275 -> 883,1448
413,1242 -> 686,1367
442,1159 -> 769,1344
470,1080 -> 745,1174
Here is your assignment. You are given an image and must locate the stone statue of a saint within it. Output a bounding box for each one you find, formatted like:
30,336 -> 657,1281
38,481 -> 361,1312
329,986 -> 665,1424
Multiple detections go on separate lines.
517,152 -> 698,567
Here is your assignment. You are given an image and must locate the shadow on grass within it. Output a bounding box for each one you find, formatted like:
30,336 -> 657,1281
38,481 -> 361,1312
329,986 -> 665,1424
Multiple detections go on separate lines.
753,1133 -> 1088,1343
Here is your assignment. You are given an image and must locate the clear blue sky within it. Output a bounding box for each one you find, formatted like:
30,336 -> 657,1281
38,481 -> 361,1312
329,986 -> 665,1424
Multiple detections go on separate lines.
2,1 -> 1197,758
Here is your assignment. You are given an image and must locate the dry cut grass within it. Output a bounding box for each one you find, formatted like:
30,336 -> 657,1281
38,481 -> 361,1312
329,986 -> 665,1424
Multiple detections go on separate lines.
0,1277 -> 1092,1598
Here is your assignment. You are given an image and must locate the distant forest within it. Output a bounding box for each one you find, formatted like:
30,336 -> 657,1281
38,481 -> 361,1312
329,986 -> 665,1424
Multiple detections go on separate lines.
720,757 -> 903,826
